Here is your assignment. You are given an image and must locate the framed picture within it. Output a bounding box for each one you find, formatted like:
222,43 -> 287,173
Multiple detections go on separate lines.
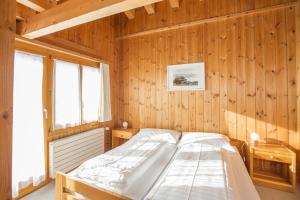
167,62 -> 205,91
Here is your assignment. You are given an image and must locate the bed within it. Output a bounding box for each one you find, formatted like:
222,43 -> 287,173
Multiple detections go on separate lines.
55,128 -> 181,200
144,132 -> 260,200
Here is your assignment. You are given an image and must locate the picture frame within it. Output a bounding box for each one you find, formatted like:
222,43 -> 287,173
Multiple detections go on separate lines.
167,62 -> 205,91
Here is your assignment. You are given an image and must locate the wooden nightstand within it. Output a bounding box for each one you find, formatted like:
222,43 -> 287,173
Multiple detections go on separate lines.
112,128 -> 139,148
248,144 -> 296,192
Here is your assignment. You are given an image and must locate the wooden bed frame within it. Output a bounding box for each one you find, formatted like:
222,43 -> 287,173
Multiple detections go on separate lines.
55,172 -> 131,200
55,137 -> 246,200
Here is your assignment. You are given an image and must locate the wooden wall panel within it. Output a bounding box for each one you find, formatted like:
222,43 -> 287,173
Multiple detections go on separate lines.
115,0 -> 296,37
117,0 -> 300,151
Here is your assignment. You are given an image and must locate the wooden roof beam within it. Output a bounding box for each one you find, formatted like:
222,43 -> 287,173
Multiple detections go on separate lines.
144,4 -> 155,14
16,0 -> 53,12
16,3 -> 37,21
17,0 -> 163,39
124,9 -> 135,19
169,0 -> 179,8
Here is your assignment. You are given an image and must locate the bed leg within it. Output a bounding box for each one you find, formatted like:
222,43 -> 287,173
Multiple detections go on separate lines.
56,172 -> 64,200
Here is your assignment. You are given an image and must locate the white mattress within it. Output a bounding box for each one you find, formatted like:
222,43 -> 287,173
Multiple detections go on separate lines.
68,128 -> 181,199
145,132 -> 260,200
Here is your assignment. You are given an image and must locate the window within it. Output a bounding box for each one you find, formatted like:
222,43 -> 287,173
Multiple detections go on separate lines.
12,51 -> 45,197
53,60 -> 81,129
53,60 -> 109,129
82,66 -> 101,123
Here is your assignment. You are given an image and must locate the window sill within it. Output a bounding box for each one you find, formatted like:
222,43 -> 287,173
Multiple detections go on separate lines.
48,121 -> 113,141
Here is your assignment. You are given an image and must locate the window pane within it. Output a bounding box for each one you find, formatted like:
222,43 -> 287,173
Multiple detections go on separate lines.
54,60 -> 80,128
82,66 -> 100,123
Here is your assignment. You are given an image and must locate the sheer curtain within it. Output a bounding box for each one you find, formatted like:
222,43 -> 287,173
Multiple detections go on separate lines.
53,60 -> 81,129
12,51 -> 45,197
99,63 -> 112,122
82,66 -> 100,123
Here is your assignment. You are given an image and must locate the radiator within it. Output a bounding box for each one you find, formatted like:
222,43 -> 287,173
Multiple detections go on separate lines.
49,128 -> 104,178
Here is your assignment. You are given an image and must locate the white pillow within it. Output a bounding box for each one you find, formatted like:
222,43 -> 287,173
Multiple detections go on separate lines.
179,132 -> 230,147
139,128 -> 182,144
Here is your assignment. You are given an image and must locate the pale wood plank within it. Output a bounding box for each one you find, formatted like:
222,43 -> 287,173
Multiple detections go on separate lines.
264,11 -> 277,142
18,0 -> 163,39
124,10 -> 135,20
56,172 -> 130,200
155,34 -> 163,128
169,0 -> 179,8
227,19 -> 237,139
144,4 -> 155,15
16,3 -> 36,20
196,25 -> 204,132
117,2 -> 297,40
16,0 -> 53,12
254,13 -> 267,143
236,16 -> 247,141
271,11 -> 296,177
204,23 -> 213,132
296,0 -> 300,149
245,15 -> 256,141
275,9 -> 289,144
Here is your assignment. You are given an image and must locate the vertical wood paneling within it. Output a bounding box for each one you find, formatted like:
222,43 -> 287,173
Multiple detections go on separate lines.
174,31 -> 182,130
138,37 -> 145,128
156,34 -> 163,128
210,23 -> 220,133
286,7 -> 297,148
117,0 -> 299,151
264,11 -> 278,142
219,21 -> 228,135
236,17 -> 247,141
196,26 -> 205,132
255,13 -> 267,142
116,0 -> 295,37
204,23 -> 213,132
275,9 -> 289,144
245,15 -> 256,141
227,19 -> 237,139
161,33 -> 169,129
187,27 -> 198,131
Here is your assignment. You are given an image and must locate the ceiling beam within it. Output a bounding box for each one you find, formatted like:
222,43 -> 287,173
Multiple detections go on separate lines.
117,1 -> 296,40
17,0 -> 163,39
16,0 -> 53,12
124,9 -> 135,19
37,35 -> 100,58
169,0 -> 179,8
16,3 -> 37,20
144,4 -> 155,14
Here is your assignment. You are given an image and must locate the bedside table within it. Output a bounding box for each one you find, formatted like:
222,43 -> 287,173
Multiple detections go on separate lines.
112,128 -> 139,148
248,144 -> 296,192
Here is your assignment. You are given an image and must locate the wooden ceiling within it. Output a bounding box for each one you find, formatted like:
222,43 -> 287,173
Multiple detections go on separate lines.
16,0 -> 180,39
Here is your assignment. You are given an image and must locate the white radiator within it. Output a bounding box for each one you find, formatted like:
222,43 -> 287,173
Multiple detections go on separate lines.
49,128 -> 104,178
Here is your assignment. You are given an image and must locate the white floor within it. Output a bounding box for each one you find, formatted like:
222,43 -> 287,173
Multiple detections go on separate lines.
20,182 -> 55,200
20,181 -> 300,200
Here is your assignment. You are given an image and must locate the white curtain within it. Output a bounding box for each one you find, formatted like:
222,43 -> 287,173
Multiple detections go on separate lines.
12,51 -> 45,197
99,63 -> 112,122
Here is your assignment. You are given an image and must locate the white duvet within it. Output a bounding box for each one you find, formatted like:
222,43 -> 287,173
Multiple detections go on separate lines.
145,132 -> 260,200
68,128 -> 180,199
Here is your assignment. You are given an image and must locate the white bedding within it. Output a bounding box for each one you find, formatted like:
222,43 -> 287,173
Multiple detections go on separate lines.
68,128 -> 181,199
145,132 -> 260,200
